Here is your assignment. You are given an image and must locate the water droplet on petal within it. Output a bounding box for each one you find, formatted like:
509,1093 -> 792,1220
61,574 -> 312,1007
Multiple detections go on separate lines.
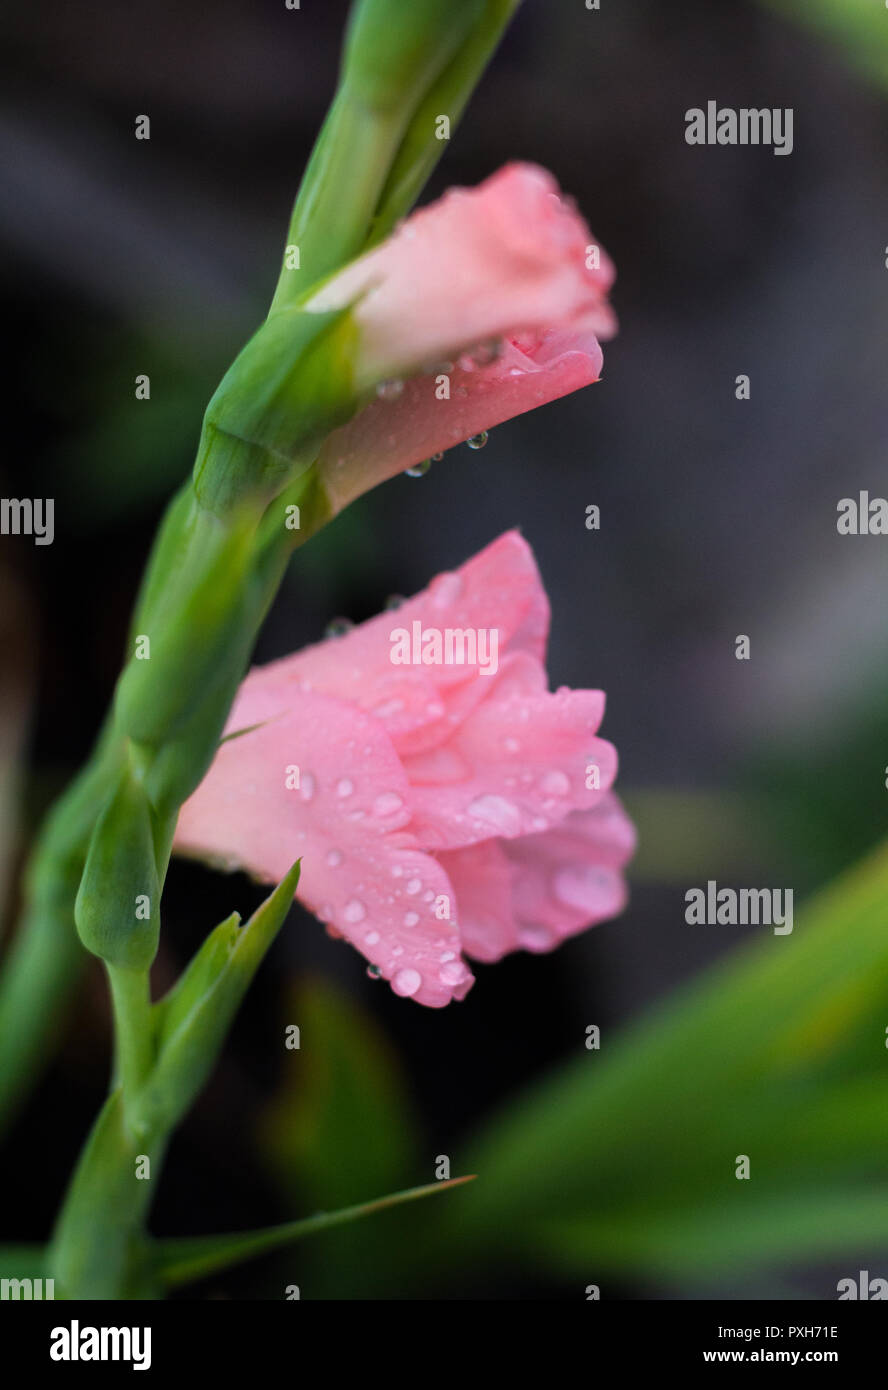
405,878 -> 422,895
385,594 -> 407,610
405,457 -> 432,478
467,431 -> 489,450
518,925 -> 553,951
336,778 -> 354,798
376,378 -> 404,401
373,792 -> 404,817
342,899 -> 366,924
470,339 -> 503,367
403,911 -> 419,927
325,617 -> 353,639
431,451 -> 444,462
553,866 -> 613,911
326,849 -> 343,867
439,961 -> 468,986
430,571 -> 463,608
504,737 -> 521,753
467,794 -> 523,835
392,967 -> 422,998
364,930 -> 380,945
366,963 -> 382,980
541,770 -> 571,796
299,772 -> 316,802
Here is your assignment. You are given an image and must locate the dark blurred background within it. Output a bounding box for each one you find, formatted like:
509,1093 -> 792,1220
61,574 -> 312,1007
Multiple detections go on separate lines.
1,0 -> 887,1298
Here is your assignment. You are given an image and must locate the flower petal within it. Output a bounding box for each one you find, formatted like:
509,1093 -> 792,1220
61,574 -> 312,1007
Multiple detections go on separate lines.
317,328 -> 605,511
307,162 -> 616,388
224,531 -> 550,759
439,795 -> 636,962
175,689 -> 474,1007
404,677 -> 618,849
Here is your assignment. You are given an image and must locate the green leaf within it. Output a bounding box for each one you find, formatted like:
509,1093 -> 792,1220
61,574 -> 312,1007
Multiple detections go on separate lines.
0,1246 -> 48,1280
760,0 -> 888,91
535,1189 -> 888,1280
154,1176 -> 476,1289
452,842 -> 888,1281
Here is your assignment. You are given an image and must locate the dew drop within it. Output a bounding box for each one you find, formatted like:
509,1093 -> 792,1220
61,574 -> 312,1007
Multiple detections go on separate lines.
324,616 -> 353,639
405,877 -> 422,895
430,572 -> 463,608
439,961 -> 468,986
299,772 -> 316,802
336,778 -> 354,798
431,451 -> 444,462
470,339 -> 503,367
518,925 -> 553,951
372,697 -> 406,718
405,458 -> 432,478
364,930 -> 380,946
385,594 -> 407,610
373,792 -> 404,817
366,963 -> 382,980
467,794 -> 522,834
392,967 -> 422,998
403,911 -> 420,927
342,899 -> 366,924
553,866 -> 613,911
376,378 -> 404,401
326,849 -> 343,867
541,770 -> 570,796
467,431 -> 489,450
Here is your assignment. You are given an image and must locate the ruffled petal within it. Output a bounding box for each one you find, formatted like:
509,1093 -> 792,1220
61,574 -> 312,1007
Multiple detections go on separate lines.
224,531 -> 550,759
438,795 -> 636,962
404,677 -> 618,849
175,689 -> 474,1007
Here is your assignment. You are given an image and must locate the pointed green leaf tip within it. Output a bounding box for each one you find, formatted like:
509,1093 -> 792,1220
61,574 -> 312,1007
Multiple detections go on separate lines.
154,1175 -> 477,1289
130,863 -> 301,1138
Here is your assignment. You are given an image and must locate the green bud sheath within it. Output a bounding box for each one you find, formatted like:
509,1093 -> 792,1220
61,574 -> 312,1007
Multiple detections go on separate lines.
74,764 -> 160,970
196,306 -> 361,515
343,0 -> 485,113
271,0 -> 513,309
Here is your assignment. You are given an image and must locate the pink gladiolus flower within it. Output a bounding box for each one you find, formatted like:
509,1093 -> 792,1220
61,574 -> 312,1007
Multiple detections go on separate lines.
307,162 -> 616,511
175,533 -> 636,1007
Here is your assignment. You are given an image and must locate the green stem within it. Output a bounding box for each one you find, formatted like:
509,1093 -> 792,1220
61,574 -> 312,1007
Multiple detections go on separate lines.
48,1092 -> 166,1300
108,966 -> 154,1107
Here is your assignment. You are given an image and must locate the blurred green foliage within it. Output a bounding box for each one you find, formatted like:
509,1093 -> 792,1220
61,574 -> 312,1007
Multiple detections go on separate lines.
445,839 -> 888,1287
763,0 -> 888,90
250,840 -> 888,1295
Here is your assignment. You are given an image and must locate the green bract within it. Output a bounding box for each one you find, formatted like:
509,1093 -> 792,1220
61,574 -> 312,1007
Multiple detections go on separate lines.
74,764 -> 160,971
